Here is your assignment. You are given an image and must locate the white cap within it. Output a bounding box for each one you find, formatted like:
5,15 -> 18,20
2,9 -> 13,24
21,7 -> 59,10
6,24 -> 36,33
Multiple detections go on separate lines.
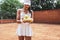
24,0 -> 31,5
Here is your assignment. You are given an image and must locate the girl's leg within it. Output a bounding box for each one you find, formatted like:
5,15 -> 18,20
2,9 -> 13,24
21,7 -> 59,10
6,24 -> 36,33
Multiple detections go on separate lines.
18,36 -> 24,40
25,36 -> 31,40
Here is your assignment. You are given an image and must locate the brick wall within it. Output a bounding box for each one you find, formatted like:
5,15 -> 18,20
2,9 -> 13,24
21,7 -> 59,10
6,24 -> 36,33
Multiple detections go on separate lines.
0,19 -> 16,24
34,9 -> 60,23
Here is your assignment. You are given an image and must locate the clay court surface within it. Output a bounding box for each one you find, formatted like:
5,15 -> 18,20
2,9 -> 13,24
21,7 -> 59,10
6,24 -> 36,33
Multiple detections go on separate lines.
0,23 -> 60,40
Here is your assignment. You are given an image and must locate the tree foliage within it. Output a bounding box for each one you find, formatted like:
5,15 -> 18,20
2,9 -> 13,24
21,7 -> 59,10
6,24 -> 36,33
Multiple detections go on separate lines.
0,0 -> 23,19
31,0 -> 60,11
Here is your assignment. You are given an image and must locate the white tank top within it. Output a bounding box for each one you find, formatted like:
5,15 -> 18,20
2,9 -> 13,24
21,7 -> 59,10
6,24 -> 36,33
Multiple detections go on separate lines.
20,9 -> 31,20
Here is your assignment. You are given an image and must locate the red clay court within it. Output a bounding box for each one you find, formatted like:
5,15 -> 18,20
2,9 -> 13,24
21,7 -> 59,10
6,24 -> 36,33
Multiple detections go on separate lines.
0,23 -> 60,40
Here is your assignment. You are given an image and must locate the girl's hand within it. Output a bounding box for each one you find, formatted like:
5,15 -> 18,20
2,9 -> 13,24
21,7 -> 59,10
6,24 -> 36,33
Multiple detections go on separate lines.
23,20 -> 33,23
23,20 -> 27,23
23,18 -> 33,23
23,20 -> 29,23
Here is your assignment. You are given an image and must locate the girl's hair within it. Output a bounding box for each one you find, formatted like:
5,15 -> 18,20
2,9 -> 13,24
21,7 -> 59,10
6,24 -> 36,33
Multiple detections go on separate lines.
28,7 -> 32,13
28,7 -> 33,17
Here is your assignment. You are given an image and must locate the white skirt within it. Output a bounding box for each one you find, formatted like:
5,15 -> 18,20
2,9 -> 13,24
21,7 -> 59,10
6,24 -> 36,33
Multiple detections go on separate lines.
16,23 -> 32,36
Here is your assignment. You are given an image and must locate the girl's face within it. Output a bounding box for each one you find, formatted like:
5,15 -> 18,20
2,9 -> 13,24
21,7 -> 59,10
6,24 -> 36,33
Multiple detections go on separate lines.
24,4 -> 30,10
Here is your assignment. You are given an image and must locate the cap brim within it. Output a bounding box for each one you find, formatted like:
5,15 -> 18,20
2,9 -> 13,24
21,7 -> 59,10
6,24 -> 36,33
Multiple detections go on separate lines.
24,3 -> 31,5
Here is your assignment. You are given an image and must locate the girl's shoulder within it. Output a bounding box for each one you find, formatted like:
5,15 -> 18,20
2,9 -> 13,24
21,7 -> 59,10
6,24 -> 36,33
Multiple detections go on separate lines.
17,9 -> 23,16
17,9 -> 23,12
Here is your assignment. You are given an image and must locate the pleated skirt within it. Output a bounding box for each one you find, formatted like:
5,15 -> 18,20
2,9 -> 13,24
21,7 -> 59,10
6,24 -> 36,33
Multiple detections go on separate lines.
16,23 -> 32,36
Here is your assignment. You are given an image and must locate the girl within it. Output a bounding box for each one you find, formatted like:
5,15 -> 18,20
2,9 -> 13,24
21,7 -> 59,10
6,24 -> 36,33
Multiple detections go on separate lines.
16,2 -> 34,40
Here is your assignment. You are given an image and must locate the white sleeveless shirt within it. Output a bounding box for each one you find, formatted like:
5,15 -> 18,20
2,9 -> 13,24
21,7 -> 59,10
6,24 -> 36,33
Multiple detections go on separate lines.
20,9 -> 31,23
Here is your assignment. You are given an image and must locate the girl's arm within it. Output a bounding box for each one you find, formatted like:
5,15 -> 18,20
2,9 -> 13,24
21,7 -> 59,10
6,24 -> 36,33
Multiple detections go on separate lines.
31,10 -> 34,21
16,9 -> 23,23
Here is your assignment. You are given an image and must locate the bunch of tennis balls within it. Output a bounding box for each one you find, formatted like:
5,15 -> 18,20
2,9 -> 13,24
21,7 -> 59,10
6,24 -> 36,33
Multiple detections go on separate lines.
23,15 -> 33,23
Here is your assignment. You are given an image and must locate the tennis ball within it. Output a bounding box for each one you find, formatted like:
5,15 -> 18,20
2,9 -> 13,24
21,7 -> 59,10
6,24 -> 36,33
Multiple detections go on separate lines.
24,15 -> 30,19
29,18 -> 33,22
23,15 -> 33,23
